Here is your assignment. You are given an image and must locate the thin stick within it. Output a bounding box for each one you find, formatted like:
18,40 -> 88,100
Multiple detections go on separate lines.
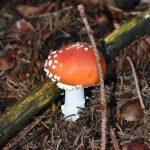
126,56 -> 145,109
28,6 -> 73,19
110,127 -> 120,150
6,118 -> 42,149
78,4 -> 107,150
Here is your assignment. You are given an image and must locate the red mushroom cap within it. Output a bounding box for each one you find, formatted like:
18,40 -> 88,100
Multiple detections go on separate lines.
44,42 -> 106,88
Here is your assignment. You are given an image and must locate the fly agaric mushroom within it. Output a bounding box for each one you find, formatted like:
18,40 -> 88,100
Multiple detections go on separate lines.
44,42 -> 106,121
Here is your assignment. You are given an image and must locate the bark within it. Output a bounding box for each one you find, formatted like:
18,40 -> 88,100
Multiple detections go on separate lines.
0,9 -> 150,147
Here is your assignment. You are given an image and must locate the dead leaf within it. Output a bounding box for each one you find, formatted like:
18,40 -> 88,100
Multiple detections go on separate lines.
12,19 -> 36,36
0,51 -> 16,71
16,5 -> 41,17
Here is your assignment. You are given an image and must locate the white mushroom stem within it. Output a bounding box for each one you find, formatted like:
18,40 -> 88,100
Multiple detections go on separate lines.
61,88 -> 85,121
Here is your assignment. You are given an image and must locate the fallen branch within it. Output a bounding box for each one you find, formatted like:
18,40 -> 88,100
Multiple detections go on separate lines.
0,79 -> 61,147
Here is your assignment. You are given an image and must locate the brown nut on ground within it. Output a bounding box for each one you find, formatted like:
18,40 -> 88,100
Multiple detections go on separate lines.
117,98 -> 144,132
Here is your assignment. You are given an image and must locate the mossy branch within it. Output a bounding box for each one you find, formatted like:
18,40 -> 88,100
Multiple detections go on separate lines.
104,9 -> 150,59
0,79 -> 61,147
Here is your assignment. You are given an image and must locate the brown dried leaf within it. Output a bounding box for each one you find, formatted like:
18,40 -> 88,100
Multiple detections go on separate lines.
16,5 -> 41,17
0,51 -> 16,71
11,19 -> 36,36
114,35 -> 150,75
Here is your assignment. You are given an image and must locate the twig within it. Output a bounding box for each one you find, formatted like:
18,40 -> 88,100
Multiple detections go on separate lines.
126,56 -> 145,109
6,118 -> 42,149
78,4 -> 107,150
73,126 -> 86,146
56,139 -> 62,150
109,126 -> 120,150
28,6 -> 73,19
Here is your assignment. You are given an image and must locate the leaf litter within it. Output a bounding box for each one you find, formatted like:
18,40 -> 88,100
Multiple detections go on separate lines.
0,0 -> 149,149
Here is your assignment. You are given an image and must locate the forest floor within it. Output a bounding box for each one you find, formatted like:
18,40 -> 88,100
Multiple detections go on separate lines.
0,0 -> 150,149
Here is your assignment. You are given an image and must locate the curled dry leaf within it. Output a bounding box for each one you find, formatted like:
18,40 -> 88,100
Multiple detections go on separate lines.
16,5 -> 41,17
0,51 -> 16,71
114,35 -> 150,75
117,98 -> 144,132
122,141 -> 149,150
12,19 -> 36,36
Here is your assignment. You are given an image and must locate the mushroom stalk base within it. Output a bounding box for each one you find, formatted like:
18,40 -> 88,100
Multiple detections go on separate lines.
61,88 -> 85,121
